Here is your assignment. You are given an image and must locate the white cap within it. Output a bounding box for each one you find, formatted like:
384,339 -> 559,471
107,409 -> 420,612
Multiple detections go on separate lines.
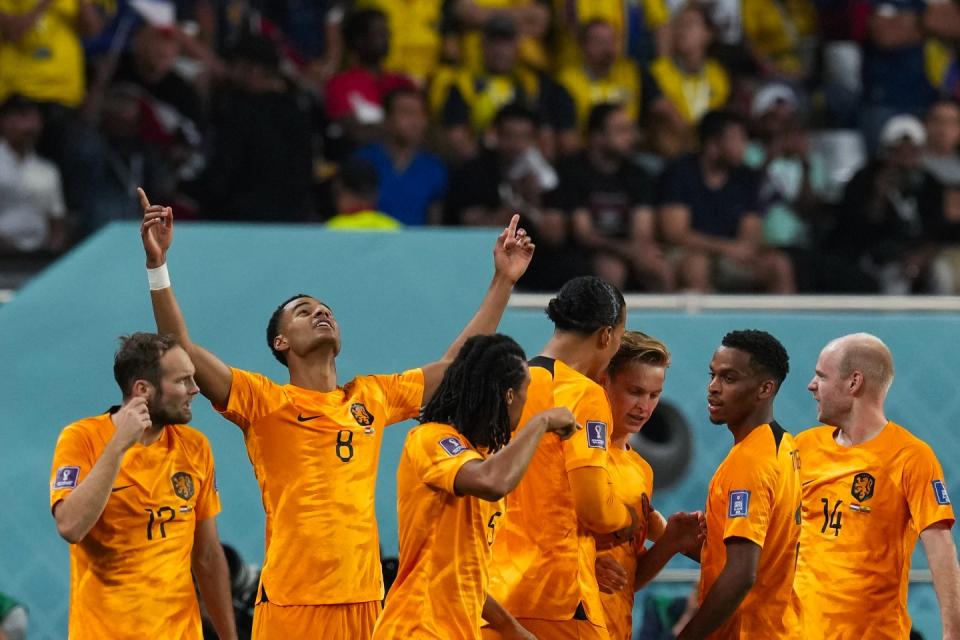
130,0 -> 176,28
880,114 -> 926,147
751,83 -> 797,117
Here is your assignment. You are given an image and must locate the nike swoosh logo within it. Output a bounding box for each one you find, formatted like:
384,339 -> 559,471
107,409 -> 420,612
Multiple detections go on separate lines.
802,480 -> 815,487
297,414 -> 322,422
111,485 -> 134,492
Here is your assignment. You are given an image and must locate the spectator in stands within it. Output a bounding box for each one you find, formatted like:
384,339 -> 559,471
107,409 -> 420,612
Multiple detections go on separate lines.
192,35 -> 314,221
741,0 -> 817,79
860,0 -> 944,150
549,103 -> 674,291
453,0 -> 550,72
324,9 -> 414,147
433,14 -> 576,161
839,114 -> 947,293
359,0 -> 444,85
550,0 -> 671,69
658,110 -> 795,293
0,0 -> 105,160
0,95 -> 67,253
257,0 -> 345,83
325,157 -> 402,230
647,4 -> 730,159
556,20 -> 642,133
0,590 -> 27,640
354,88 -> 447,226
445,103 -> 580,289
922,98 -> 960,187
61,84 -> 175,235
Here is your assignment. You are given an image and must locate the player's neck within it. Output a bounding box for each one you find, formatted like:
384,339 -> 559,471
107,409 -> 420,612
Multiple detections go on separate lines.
727,407 -> 773,444
141,424 -> 165,446
612,432 -> 631,450
288,354 -> 339,392
541,336 -> 604,382
835,406 -> 888,447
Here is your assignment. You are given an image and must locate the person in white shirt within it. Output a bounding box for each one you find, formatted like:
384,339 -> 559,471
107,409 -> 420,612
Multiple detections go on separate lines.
0,95 -> 67,252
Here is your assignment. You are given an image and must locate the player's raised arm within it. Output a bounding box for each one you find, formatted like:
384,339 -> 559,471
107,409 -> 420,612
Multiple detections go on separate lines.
420,214 -> 534,403
921,523 -> 960,640
139,188 -> 233,408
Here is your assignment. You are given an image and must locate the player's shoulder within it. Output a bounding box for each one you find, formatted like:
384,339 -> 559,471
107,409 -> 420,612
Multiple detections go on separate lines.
794,425 -> 835,448
347,368 -> 423,392
406,422 -> 475,456
59,412 -> 113,440
626,448 -> 655,479
883,422 -> 941,464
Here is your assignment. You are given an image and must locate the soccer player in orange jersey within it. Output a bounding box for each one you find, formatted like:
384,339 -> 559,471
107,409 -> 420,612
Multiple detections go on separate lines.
593,331 -> 705,640
485,276 -> 639,640
798,333 -> 960,640
676,330 -> 801,640
49,334 -> 236,640
137,189 -> 535,639
374,334 -> 580,639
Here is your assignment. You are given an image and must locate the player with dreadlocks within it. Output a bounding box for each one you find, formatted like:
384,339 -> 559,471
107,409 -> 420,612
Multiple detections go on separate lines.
373,334 -> 579,640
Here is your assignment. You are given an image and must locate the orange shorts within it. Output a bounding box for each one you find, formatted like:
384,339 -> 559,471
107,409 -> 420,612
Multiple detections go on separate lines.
252,600 -> 381,639
482,617 -> 608,640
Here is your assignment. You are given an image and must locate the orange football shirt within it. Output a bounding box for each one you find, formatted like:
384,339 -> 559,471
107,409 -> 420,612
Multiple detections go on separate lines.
374,422 -> 502,639
795,422 -> 956,640
217,367 -> 424,605
700,422 -> 802,639
598,446 -> 655,640
49,411 -> 220,640
487,356 -> 626,627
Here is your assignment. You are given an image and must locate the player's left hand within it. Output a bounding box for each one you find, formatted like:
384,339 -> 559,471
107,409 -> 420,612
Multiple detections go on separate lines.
493,214 -> 535,284
595,555 -> 629,593
664,511 -> 707,557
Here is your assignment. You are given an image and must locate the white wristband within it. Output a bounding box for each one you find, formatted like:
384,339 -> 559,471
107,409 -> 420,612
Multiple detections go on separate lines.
147,263 -> 171,290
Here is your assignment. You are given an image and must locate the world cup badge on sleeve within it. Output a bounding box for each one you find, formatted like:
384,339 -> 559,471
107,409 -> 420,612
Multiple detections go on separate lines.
933,479 -> 951,506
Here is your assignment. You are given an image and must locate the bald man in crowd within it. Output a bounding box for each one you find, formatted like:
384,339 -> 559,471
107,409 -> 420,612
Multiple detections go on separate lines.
795,333 -> 960,640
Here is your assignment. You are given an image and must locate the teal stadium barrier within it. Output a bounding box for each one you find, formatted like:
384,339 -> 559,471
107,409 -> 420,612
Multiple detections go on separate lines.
2,223 -> 958,638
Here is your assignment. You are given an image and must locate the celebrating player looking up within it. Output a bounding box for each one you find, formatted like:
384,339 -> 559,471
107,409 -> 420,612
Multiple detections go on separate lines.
49,333 -> 236,640
374,334 -> 580,639
485,276 -> 636,640
676,330 -> 801,640
138,188 -> 534,639
797,333 -> 960,639
594,331 -> 706,640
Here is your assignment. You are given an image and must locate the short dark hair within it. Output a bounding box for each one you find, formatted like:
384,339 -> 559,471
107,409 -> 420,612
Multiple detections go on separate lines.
0,94 -> 40,117
586,102 -> 625,136
420,334 -> 527,452
227,34 -> 280,70
337,157 -> 380,201
493,102 -> 540,130
266,293 -> 311,366
579,18 -> 614,42
698,110 -> 746,146
546,276 -> 625,335
114,333 -> 179,396
721,329 -> 789,385
383,87 -> 424,116
342,8 -> 385,47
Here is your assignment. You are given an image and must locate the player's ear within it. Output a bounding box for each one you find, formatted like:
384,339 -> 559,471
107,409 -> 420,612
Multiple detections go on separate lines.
273,334 -> 289,356
597,325 -> 612,349
131,379 -> 152,398
505,387 -> 515,405
848,371 -> 864,395
757,379 -> 776,400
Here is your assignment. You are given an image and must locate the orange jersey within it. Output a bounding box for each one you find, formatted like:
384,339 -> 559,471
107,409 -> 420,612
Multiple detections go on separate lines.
487,356 -> 620,626
218,367 -> 424,605
700,422 -> 802,640
49,411 -> 220,640
375,422 -> 502,639
795,422 -> 956,639
598,446 -> 654,640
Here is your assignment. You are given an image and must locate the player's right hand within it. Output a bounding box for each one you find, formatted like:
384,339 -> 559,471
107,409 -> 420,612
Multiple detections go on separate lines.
595,555 -> 629,593
664,510 -> 707,557
539,407 -> 579,440
138,187 -> 174,269
111,397 -> 152,451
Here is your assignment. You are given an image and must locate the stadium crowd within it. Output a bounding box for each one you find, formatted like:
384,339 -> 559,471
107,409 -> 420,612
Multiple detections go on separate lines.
4,0 -> 960,293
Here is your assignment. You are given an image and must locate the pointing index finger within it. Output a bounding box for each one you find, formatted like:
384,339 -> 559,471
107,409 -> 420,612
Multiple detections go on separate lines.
137,187 -> 150,210
506,214 -> 520,239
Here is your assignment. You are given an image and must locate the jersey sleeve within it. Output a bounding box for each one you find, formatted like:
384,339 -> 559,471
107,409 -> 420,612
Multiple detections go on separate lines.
563,385 -> 614,472
216,368 -> 284,430
405,424 -> 483,495
902,444 -> 956,532
49,423 -> 96,513
194,437 -> 222,521
716,450 -> 777,548
371,368 -> 425,425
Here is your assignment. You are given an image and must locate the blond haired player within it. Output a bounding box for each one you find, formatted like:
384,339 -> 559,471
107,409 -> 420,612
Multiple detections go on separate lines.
137,189 -> 534,639
797,333 -> 960,639
50,333 -> 235,640
593,331 -> 705,640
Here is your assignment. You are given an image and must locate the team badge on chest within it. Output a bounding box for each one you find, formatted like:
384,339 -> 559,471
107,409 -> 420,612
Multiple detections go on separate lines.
171,472 -> 195,500
350,402 -> 374,427
851,472 -> 875,502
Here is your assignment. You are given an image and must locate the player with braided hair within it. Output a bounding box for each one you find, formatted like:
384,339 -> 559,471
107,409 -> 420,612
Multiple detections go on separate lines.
375,334 -> 579,639
485,276 -> 638,640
